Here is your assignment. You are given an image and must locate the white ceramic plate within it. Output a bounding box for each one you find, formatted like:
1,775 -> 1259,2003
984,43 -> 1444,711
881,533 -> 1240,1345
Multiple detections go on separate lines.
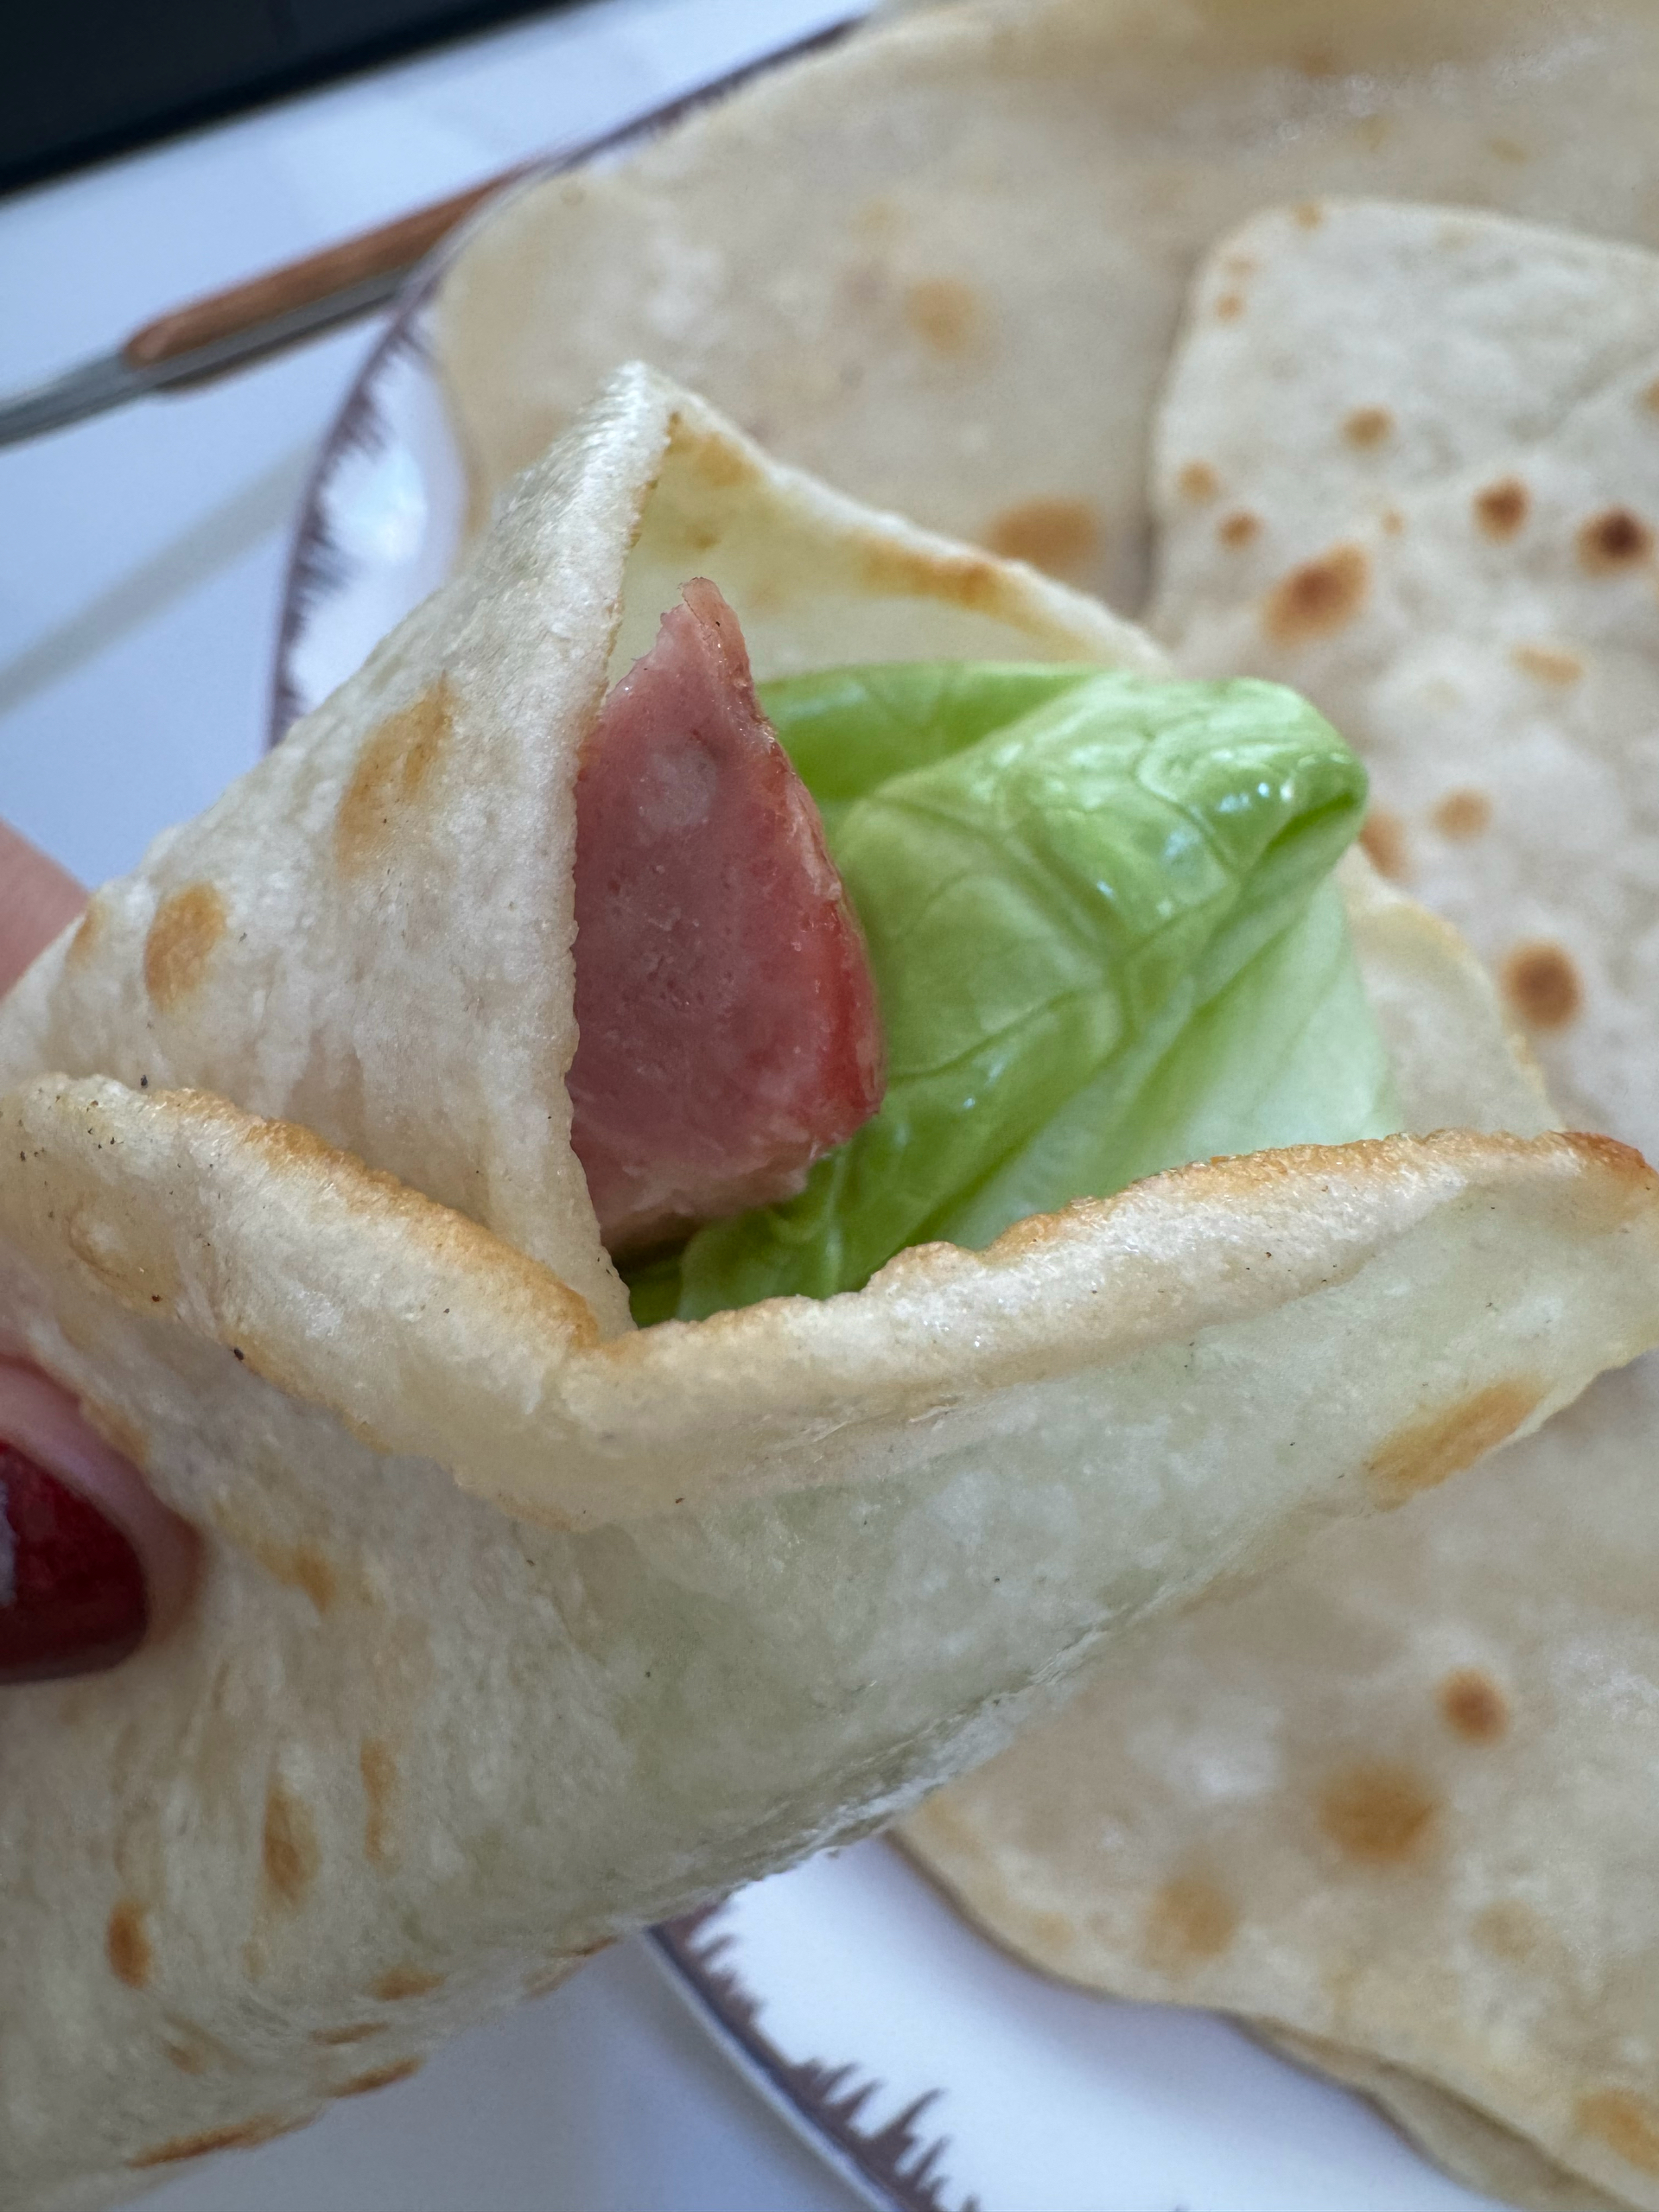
261,150 -> 1510,2212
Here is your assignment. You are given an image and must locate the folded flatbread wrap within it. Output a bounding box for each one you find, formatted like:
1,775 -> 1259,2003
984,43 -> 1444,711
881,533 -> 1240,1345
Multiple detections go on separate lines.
906,207 -> 1659,2212
4,365 -> 1657,2211
434,0 -> 1659,613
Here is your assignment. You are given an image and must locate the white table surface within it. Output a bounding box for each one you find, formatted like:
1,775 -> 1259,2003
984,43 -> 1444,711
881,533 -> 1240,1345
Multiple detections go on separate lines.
0,3 -> 866,2205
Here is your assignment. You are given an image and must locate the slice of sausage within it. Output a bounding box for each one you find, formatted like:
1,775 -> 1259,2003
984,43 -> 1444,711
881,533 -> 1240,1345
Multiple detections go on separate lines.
569,578 -> 885,1257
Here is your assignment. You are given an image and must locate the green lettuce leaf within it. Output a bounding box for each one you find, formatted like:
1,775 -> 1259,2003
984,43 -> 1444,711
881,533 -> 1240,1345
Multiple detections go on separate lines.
626,668 -> 1394,1325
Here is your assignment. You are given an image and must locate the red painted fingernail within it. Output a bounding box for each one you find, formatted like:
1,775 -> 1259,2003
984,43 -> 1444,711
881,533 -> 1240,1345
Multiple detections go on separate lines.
0,1441 -> 147,1684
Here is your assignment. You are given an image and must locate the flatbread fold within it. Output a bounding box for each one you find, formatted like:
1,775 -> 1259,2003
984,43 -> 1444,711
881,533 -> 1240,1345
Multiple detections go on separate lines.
5,365 -> 1657,2212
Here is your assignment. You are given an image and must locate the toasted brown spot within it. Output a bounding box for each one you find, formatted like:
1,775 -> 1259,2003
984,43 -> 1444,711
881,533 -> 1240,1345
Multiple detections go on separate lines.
371,1963 -> 443,2002
1358,807 -> 1409,881
332,2056 -> 423,2099
334,678 -> 453,872
212,1507 -> 340,1613
1579,506 -> 1654,573
1502,941 -> 1582,1030
1473,478 -> 1529,541
1294,200 -> 1325,228
1318,1761 -> 1439,1866
1580,2090 -> 1659,2179
143,883 -> 227,1011
312,2021 -> 384,2046
1511,642 -> 1583,684
360,1738 -> 397,1869
1643,377 -> 1659,416
1215,290 -> 1245,321
1433,788 -> 1491,841
163,2042 -> 208,2075
1262,543 -> 1369,644
1439,1668 -> 1509,1742
982,497 -> 1100,579
1366,1379 -> 1545,1507
1473,1899 -> 1545,1962
1380,506 -> 1405,536
1143,1876 -> 1238,1972
1177,460 -> 1221,502
904,277 -> 981,356
262,1781 -> 320,1910
107,1900 -> 152,1988
130,2113 -> 310,2167
1344,406 -> 1392,449
669,423 -> 758,493
1217,510 -> 1261,549
861,538 -> 1013,620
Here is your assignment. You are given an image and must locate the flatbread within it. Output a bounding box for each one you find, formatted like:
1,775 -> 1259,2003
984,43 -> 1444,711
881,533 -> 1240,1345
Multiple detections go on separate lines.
12,368 -> 1649,2209
905,207 -> 1659,2211
435,0 -> 1659,613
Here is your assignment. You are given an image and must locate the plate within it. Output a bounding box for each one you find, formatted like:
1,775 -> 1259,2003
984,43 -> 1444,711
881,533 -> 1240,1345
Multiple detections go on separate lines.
264,147 -> 1508,2212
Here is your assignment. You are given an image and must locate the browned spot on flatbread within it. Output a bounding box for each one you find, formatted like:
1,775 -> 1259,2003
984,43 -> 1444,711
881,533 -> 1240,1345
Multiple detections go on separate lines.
130,2113 -> 312,2167
335,677 -> 453,872
1379,506 -> 1405,536
143,884 -> 227,1011
1217,510 -> 1260,549
1502,941 -> 1582,1030
107,1899 -> 152,1987
1142,1876 -> 1238,1973
668,423 -> 758,493
1580,2090 -> 1659,2178
1473,478 -> 1529,541
1294,200 -> 1325,229
1643,377 -> 1659,416
371,1964 -> 443,2002
1177,461 -> 1220,502
1432,789 -> 1491,841
1366,1379 -> 1545,1507
1487,134 -> 1529,162
332,2056 -> 423,2099
1262,543 -> 1369,644
861,538 -> 1013,620
1214,291 -> 1245,321
163,2041 -> 208,2075
1343,406 -> 1392,449
1358,807 -> 1409,881
904,277 -> 980,356
1473,1899 -> 1545,1962
263,1780 -> 320,1910
360,1738 -> 397,1868
982,497 -> 1099,580
312,2021 -> 384,2046
1438,1668 -> 1509,1742
1317,1761 -> 1439,1866
1580,506 -> 1654,574
524,1960 -> 579,1999
211,1504 -> 339,1613
1511,642 -> 1582,684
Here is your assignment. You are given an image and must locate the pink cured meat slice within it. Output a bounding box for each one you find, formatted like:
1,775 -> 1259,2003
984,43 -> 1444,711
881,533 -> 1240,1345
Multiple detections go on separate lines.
569,578 -> 885,1258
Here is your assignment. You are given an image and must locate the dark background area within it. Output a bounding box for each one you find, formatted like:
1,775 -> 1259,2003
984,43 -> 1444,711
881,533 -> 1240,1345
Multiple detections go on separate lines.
1,0 -> 566,194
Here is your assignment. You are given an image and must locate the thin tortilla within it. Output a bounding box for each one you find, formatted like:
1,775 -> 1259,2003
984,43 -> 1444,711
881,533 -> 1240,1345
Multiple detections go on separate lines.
905,207 -> 1659,2211
435,0 -> 1659,613
6,367 -> 1657,2210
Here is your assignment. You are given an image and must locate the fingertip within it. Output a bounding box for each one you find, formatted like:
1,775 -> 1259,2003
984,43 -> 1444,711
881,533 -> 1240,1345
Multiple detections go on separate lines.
0,1363 -> 199,1681
0,823 -> 85,997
